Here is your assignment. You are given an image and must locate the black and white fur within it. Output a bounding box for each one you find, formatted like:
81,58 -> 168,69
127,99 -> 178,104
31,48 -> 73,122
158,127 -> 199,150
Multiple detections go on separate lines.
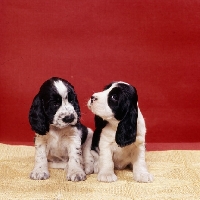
29,77 -> 94,181
87,81 -> 153,182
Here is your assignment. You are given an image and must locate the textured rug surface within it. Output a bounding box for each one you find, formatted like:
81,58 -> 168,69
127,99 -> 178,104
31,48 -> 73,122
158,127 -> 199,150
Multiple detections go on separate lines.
0,143 -> 200,200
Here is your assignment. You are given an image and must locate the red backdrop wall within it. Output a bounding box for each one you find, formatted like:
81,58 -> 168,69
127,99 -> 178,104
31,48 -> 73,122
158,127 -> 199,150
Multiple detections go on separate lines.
1,0 -> 200,144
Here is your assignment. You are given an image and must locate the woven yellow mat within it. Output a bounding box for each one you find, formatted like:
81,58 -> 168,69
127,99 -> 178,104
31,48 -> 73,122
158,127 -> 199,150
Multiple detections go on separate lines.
0,143 -> 200,200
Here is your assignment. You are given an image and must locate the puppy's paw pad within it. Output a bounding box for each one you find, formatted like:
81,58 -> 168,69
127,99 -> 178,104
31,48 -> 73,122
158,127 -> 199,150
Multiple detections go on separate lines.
134,172 -> 153,183
30,169 -> 49,180
97,173 -> 117,182
67,171 -> 86,182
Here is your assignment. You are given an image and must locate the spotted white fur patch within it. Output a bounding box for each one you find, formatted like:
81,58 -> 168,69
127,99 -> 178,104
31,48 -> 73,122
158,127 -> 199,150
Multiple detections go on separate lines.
52,80 -> 77,128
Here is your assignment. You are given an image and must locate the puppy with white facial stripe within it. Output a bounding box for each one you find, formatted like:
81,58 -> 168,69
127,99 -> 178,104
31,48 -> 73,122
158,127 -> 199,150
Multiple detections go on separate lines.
87,81 -> 153,182
29,77 -> 94,181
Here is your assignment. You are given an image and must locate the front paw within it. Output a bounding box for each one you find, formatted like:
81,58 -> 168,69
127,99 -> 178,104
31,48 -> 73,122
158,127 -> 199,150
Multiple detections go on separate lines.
67,170 -> 86,182
30,168 -> 49,180
133,171 -> 153,183
97,172 -> 117,182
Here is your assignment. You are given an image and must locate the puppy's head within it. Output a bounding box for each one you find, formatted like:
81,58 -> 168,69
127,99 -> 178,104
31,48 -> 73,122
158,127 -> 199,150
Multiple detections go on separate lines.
29,77 -> 81,134
88,81 -> 138,147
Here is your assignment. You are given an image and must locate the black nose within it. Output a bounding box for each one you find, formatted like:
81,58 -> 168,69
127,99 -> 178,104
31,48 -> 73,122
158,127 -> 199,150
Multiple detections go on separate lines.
91,95 -> 97,103
62,114 -> 75,123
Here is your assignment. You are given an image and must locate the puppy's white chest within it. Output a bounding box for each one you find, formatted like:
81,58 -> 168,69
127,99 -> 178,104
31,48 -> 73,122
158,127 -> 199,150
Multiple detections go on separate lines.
48,137 -> 67,156
112,143 -> 134,169
47,127 -> 75,161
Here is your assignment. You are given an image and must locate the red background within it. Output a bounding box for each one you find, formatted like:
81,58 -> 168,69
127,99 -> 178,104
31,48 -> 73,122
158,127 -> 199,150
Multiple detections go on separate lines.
1,0 -> 200,145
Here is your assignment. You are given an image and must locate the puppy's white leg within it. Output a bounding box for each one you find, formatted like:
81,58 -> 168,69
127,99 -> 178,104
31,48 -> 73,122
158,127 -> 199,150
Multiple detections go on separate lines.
97,144 -> 117,182
91,150 -> 99,174
132,143 -> 153,183
82,128 -> 94,175
66,136 -> 86,181
30,134 -> 50,180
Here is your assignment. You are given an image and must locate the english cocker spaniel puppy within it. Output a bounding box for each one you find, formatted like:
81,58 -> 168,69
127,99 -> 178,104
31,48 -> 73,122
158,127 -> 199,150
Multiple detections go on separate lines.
87,81 -> 153,182
29,77 -> 94,181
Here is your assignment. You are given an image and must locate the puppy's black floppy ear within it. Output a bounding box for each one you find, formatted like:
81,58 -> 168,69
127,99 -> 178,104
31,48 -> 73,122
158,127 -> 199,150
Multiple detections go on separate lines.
29,94 -> 49,135
115,89 -> 138,147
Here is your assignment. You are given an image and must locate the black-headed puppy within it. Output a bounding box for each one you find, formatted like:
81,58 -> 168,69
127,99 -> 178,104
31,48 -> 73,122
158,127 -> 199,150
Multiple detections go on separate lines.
87,81 -> 153,182
29,77 -> 94,181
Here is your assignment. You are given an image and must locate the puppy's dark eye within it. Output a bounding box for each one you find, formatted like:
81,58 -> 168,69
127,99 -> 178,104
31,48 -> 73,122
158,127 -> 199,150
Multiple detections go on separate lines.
111,94 -> 118,101
49,95 -> 61,108
53,102 -> 60,107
